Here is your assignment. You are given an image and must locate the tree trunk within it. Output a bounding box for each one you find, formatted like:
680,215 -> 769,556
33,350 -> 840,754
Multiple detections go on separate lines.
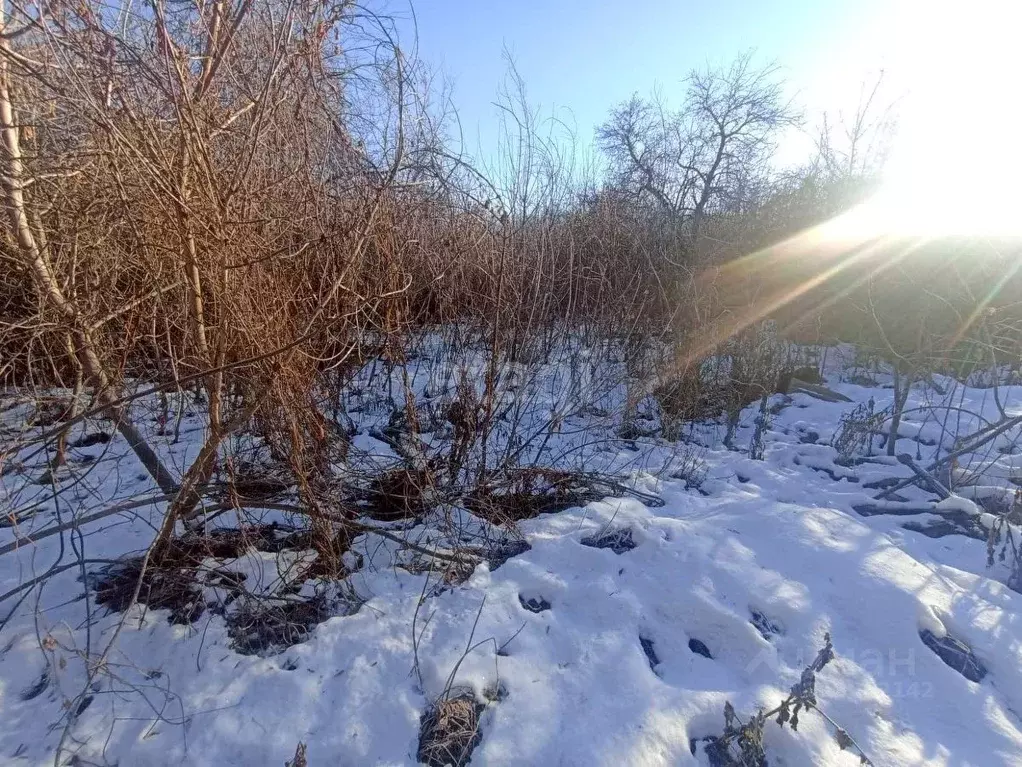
0,23 -> 178,495
886,367 -> 912,456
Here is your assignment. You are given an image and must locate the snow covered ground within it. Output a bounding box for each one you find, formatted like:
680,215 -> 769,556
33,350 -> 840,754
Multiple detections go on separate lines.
1,342 -> 1022,766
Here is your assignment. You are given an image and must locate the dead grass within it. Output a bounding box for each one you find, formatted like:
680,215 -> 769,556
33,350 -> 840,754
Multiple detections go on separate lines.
465,468 -> 599,524
91,524 -> 350,631
417,694 -> 485,767
366,468 -> 436,522
166,526 -> 283,561
93,558 -> 205,625
581,528 -> 636,554
227,595 -> 335,656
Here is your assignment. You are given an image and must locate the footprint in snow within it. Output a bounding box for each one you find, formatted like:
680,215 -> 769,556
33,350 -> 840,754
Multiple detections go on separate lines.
920,630 -> 986,683
639,636 -> 660,673
917,604 -> 987,683
750,610 -> 782,641
518,594 -> 551,613
688,638 -> 713,659
581,528 -> 636,554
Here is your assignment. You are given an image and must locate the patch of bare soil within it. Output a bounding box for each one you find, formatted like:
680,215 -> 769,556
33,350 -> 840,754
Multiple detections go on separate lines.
466,468 -> 598,524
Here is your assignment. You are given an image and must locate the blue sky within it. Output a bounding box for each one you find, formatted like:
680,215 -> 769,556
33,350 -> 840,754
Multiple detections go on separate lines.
394,0 -> 1021,196
395,1 -> 906,161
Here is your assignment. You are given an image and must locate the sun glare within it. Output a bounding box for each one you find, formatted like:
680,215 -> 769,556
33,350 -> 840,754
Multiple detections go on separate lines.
818,116 -> 1022,241
824,0 -> 1022,240
851,178 -> 1022,239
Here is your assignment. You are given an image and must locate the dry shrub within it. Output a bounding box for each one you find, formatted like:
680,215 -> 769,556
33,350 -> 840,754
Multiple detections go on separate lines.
0,0 -> 441,567
654,371 -> 709,423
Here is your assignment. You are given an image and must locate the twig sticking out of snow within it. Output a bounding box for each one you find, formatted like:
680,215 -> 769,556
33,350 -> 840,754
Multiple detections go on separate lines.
704,633 -> 872,766
285,742 -> 308,767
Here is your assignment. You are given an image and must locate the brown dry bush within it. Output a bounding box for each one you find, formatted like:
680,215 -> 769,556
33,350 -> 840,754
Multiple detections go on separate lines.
0,0 -> 451,565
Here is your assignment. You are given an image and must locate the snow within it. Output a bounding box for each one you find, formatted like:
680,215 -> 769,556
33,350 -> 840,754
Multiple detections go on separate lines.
935,495 -> 983,516
916,604 -> 947,639
2,341 -> 1022,765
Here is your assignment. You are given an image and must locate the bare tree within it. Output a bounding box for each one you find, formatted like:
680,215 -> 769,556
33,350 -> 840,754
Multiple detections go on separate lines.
684,52 -> 799,238
597,51 -> 799,241
814,71 -> 898,181
597,93 -> 696,216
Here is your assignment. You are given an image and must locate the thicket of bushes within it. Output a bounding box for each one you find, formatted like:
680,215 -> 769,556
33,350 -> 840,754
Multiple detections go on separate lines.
2,1 -> 1019,389
2,0 -> 1021,564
